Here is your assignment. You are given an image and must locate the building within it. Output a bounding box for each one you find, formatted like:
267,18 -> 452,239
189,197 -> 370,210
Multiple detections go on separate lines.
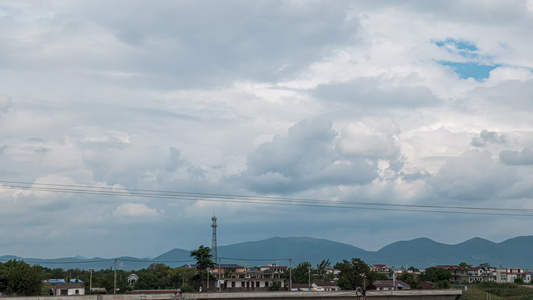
127,274 -> 139,285
367,280 -> 410,291
370,265 -> 391,278
314,282 -> 341,292
291,282 -> 340,292
434,265 -> 531,283
496,268 -> 531,283
51,282 -> 85,296
434,265 -> 467,282
420,281 -> 434,289
327,268 -> 341,280
259,263 -> 288,273
210,263 -> 285,291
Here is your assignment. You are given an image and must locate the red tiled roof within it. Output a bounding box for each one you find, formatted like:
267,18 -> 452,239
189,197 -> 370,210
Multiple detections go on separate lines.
435,265 -> 463,271
372,264 -> 389,268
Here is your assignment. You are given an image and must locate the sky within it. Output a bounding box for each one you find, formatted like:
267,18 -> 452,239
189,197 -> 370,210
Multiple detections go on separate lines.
1,0 -> 533,260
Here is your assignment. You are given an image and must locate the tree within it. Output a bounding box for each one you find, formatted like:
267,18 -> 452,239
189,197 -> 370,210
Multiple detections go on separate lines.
459,262 -> 472,270
0,259 -> 42,296
315,259 -> 334,282
190,245 -> 215,291
291,262 -> 312,284
268,281 -> 281,291
419,267 -> 451,283
134,273 -> 159,290
398,273 -> 420,289
190,245 -> 215,271
373,272 -> 389,280
408,266 -> 420,272
514,277 -> 525,285
419,267 -> 451,289
334,258 -> 374,291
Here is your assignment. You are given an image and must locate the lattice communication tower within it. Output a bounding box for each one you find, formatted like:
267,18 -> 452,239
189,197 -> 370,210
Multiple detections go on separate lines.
211,215 -> 218,263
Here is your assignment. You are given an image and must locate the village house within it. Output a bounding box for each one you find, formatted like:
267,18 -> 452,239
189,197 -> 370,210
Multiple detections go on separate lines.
291,282 -> 340,292
367,280 -> 410,291
434,265 -> 531,284
370,264 -> 390,277
50,282 -> 85,296
326,268 -> 341,280
210,263 -> 285,291
496,268 -> 531,283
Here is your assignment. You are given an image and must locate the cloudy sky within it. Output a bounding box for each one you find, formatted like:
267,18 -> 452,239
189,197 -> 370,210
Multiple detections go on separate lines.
2,0 -> 533,260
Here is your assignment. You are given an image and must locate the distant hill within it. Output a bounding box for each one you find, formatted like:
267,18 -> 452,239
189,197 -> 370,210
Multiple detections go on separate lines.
218,237 -> 369,266
2,236 -> 533,270
152,248 -> 194,268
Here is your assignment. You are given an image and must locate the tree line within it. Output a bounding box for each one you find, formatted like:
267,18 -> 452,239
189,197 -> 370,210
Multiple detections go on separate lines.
0,247 -> 509,296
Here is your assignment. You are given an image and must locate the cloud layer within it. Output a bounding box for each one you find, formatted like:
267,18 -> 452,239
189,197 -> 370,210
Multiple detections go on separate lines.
1,0 -> 533,259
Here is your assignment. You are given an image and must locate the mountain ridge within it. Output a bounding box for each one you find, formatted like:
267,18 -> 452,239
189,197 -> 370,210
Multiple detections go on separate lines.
2,236 -> 532,270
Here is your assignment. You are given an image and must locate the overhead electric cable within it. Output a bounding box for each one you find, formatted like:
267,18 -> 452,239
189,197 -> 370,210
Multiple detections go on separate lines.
1,180 -> 532,217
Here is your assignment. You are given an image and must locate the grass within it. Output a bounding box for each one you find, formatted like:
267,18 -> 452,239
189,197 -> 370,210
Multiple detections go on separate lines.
458,283 -> 533,300
459,286 -> 505,300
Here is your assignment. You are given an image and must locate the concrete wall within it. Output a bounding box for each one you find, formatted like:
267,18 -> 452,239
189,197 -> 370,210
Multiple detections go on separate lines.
1,290 -> 462,300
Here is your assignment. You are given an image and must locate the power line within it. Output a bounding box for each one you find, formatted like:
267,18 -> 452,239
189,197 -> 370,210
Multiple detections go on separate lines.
1,180 -> 532,217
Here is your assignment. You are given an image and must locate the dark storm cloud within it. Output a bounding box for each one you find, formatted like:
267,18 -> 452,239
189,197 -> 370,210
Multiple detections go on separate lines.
471,130 -> 507,147
500,147 -> 533,165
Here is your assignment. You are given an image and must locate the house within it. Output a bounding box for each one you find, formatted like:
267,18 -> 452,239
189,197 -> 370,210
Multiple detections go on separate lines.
420,281 -> 434,289
393,269 -> 420,276
210,264 -> 247,277
210,263 -> 285,291
127,274 -> 139,285
367,280 -> 410,291
496,268 -> 531,283
51,282 -> 85,296
314,282 -> 341,292
291,283 -> 312,291
259,263 -> 288,273
290,282 -> 340,292
327,268 -> 341,280
370,265 -> 390,278
435,265 -> 467,282
434,265 -> 531,283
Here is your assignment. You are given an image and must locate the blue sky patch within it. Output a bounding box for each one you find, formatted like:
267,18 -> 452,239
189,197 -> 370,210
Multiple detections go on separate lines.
435,38 -> 479,59
435,39 -> 478,51
439,61 -> 499,80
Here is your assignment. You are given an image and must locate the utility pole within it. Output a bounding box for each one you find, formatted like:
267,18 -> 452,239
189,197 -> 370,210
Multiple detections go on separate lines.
218,257 -> 221,292
308,267 -> 312,291
289,258 -> 292,291
114,259 -> 117,294
89,269 -> 93,295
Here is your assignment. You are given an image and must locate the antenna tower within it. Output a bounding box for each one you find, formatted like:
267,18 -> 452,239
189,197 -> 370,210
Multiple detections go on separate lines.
211,215 -> 218,262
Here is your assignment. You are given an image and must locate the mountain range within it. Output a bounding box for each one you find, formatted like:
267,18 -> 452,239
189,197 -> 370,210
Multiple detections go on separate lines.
2,236 -> 532,271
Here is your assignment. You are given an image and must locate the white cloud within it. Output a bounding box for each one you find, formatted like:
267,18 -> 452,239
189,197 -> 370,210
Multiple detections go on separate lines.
0,94 -> 11,112
112,203 -> 163,218
337,118 -> 400,159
